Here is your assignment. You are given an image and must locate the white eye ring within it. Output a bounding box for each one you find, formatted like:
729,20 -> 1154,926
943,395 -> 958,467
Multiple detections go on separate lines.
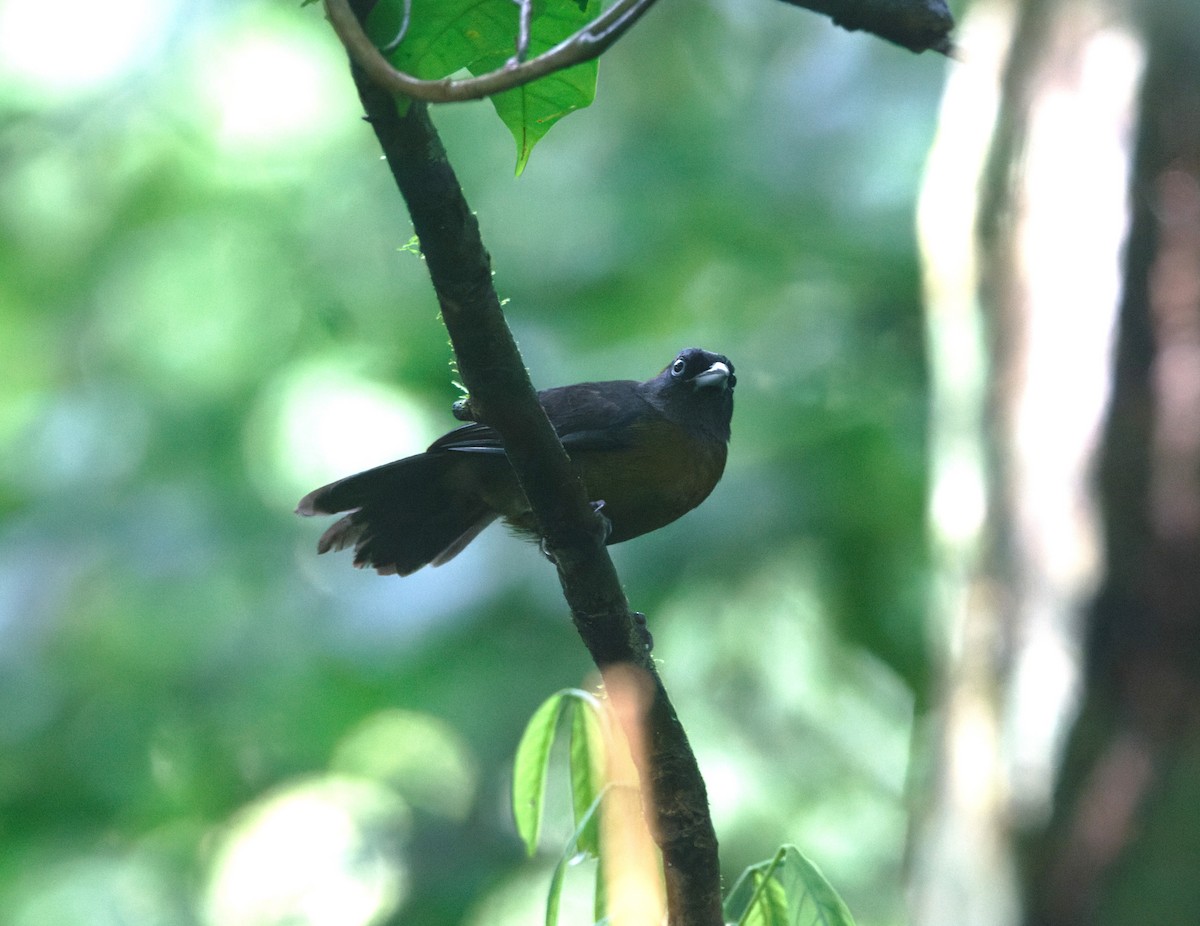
671,358 -> 687,376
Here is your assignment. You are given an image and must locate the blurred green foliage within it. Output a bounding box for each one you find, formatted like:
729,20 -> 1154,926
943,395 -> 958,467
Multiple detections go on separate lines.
0,0 -> 945,923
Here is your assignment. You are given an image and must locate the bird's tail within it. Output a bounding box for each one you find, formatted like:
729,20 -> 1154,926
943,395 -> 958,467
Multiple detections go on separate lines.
296,453 -> 497,576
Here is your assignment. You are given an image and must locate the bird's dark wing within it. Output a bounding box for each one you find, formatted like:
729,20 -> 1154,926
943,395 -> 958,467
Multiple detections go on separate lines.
428,380 -> 650,455
540,379 -> 648,451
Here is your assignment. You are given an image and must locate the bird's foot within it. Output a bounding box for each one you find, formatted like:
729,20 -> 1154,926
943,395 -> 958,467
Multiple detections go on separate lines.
538,501 -> 611,563
590,500 -> 613,543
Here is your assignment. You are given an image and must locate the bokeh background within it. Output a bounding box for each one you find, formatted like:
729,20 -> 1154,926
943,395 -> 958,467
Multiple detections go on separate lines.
2,0 -> 1198,924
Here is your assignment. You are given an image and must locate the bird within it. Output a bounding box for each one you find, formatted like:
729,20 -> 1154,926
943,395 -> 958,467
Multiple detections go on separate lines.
296,348 -> 735,576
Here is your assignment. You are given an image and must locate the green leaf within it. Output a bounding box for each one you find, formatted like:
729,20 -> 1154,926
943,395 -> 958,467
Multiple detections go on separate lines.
512,690 -> 570,856
493,58 -> 598,177
545,788 -> 608,926
725,847 -> 787,926
775,847 -> 857,926
367,0 -> 499,81
724,846 -> 858,926
743,871 -> 790,926
366,0 -> 601,173
512,688 -> 607,857
593,854 -> 608,925
569,689 -> 607,858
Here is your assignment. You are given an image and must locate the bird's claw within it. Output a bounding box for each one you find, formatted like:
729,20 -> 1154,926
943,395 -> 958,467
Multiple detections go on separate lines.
590,500 -> 612,543
538,501 -> 612,563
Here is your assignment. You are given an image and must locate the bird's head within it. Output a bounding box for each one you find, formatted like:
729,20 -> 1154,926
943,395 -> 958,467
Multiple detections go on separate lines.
650,347 -> 735,441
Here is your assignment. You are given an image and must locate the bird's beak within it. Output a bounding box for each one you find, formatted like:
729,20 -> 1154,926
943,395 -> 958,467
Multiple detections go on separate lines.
691,361 -> 732,390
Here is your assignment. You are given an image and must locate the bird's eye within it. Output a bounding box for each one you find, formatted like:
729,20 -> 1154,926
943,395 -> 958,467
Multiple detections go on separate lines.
671,358 -> 687,376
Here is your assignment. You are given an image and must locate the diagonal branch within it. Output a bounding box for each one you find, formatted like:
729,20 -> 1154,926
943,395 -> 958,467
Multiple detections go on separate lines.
338,1 -> 724,922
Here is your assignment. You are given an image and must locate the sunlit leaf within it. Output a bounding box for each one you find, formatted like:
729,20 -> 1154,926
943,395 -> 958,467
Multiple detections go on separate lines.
512,688 -> 606,856
725,848 -> 786,926
743,872 -> 789,926
774,846 -> 857,926
545,789 -> 607,926
512,690 -> 570,856
594,853 -> 608,925
475,40 -> 598,175
724,846 -> 857,926
366,0 -> 601,173
568,689 -> 607,857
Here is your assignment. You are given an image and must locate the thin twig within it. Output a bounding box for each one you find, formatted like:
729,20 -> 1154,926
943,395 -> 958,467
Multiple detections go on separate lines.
330,0 -> 953,109
512,0 -> 533,62
379,0 -> 411,54
324,0 -> 660,103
